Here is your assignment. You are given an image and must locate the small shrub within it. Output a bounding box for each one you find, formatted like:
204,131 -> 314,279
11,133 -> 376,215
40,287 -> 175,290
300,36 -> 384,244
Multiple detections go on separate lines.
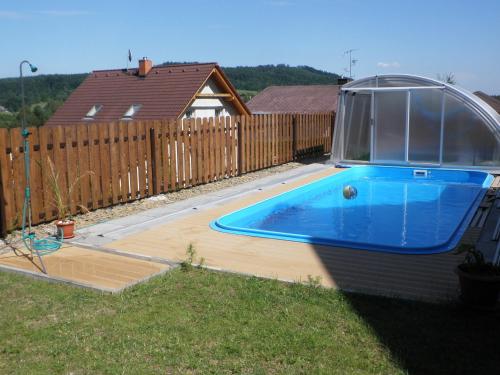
181,243 -> 205,271
305,275 -> 322,288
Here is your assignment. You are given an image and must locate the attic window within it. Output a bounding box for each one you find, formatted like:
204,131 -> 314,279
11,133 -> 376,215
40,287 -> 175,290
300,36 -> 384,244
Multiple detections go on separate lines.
83,104 -> 103,120
122,104 -> 142,120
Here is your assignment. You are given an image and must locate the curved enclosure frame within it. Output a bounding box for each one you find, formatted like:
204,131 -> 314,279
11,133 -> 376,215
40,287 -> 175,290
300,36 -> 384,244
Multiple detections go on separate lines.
331,75 -> 500,170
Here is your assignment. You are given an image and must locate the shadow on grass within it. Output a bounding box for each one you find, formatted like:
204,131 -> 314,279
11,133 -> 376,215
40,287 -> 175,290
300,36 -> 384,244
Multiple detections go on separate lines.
309,241 -> 499,375
343,292 -> 500,375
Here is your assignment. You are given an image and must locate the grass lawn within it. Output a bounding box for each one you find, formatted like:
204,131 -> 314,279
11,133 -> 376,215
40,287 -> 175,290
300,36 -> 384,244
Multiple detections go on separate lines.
0,268 -> 498,374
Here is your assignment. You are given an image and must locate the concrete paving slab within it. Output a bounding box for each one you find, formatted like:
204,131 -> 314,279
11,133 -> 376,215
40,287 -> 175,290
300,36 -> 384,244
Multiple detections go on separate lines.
78,222 -> 125,235
75,163 -> 332,241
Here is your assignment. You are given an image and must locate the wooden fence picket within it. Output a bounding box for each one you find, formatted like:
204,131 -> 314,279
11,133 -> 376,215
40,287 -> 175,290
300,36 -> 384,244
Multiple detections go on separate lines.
160,120 -> 170,193
191,118 -> 199,185
202,118 -> 209,183
98,123 -> 112,206
88,123 -> 102,209
76,124 -> 91,210
127,122 -> 139,199
168,119 -> 177,190
174,119 -> 183,188
39,125 -> 55,219
196,118 -> 203,184
10,129 -> 25,226
108,122 -> 121,203
154,122 -> 161,195
28,127 -> 44,223
136,121 -> 147,197
0,128 -> 15,230
185,119 -> 193,186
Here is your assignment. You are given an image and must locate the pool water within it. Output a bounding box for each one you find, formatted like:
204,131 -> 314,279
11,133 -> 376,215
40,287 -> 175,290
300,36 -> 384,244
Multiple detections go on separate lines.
211,166 -> 493,254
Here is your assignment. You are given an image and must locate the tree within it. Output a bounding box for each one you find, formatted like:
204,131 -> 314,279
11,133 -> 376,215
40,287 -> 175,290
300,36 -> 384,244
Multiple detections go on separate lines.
437,73 -> 456,85
0,113 -> 16,128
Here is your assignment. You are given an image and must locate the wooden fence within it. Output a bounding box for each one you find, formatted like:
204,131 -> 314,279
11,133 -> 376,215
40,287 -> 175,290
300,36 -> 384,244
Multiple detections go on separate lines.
0,113 -> 334,233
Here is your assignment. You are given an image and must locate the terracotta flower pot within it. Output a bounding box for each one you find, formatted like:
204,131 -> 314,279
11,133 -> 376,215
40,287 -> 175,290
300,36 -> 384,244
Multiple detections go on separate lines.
456,265 -> 500,309
56,220 -> 75,239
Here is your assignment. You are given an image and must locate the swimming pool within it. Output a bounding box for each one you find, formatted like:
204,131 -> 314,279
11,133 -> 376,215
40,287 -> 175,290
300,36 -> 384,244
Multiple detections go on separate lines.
211,166 -> 493,254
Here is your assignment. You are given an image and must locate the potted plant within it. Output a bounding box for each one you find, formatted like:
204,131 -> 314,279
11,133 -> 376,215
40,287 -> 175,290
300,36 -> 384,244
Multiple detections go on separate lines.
455,245 -> 500,309
45,157 -> 90,239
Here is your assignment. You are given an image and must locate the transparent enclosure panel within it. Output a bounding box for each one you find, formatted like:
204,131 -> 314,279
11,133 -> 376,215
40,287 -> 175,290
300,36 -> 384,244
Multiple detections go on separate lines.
343,92 -> 371,161
347,76 -> 439,89
345,77 -> 377,88
376,77 -> 430,88
374,91 -> 407,162
408,89 -> 442,163
443,93 -> 500,166
331,94 -> 345,162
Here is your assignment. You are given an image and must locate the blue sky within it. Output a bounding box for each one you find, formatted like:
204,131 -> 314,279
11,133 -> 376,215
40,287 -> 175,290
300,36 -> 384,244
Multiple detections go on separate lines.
1,0 -> 499,93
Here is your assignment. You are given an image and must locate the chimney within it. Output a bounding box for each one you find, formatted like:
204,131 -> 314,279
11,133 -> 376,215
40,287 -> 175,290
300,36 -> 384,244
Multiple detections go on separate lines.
138,57 -> 153,77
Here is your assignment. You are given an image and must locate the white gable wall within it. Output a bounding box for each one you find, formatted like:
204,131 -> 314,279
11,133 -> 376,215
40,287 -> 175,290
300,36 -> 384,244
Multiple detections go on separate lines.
181,77 -> 237,119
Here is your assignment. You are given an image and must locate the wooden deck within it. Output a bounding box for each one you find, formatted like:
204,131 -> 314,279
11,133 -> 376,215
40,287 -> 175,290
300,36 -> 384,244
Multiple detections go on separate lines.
0,245 -> 170,292
2,167 -> 495,300
105,167 -> 467,302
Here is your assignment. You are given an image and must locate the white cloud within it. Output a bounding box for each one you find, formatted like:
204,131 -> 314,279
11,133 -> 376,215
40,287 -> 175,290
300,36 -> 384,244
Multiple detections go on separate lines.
266,1 -> 292,6
377,61 -> 401,69
0,10 -> 90,19
37,10 -> 91,16
0,11 -> 24,19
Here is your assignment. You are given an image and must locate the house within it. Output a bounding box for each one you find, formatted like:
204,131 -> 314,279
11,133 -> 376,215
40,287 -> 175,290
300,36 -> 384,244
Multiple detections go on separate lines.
45,58 -> 250,126
246,85 -> 341,114
474,91 -> 500,114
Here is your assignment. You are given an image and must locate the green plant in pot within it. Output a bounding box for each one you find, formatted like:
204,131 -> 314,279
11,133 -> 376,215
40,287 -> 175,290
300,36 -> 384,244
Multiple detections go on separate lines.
455,245 -> 500,309
45,157 -> 90,239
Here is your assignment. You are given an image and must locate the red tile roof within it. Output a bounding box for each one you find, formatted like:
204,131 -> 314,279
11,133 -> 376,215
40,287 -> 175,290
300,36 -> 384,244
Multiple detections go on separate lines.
45,63 -> 248,126
247,85 -> 341,114
474,91 -> 500,114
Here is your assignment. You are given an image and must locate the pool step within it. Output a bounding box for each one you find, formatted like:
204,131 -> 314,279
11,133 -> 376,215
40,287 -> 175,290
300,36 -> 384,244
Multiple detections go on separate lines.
475,174 -> 500,262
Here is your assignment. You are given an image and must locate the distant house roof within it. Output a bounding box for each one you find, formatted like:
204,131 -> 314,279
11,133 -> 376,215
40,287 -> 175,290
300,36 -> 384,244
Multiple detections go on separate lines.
474,91 -> 500,114
246,85 -> 341,114
45,62 -> 249,126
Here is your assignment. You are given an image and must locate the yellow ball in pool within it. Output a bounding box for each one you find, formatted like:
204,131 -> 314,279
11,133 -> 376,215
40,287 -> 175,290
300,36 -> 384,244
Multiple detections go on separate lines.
343,185 -> 357,199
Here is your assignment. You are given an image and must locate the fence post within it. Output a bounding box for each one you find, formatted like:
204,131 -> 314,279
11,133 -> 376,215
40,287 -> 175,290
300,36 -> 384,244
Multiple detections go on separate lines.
292,114 -> 297,160
330,112 -> 335,153
149,126 -> 157,195
0,166 -> 5,237
233,116 -> 243,176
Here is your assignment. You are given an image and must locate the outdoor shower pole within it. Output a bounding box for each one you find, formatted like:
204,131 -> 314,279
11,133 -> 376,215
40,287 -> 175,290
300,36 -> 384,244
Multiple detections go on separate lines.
20,60 -> 33,238
19,60 -> 46,273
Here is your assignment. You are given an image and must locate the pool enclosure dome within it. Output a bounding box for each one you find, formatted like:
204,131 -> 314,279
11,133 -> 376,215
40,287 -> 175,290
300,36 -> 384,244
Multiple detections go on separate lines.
331,74 -> 500,170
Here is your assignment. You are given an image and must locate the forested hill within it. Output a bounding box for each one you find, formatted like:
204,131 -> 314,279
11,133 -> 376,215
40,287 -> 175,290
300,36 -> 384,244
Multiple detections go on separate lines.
0,73 -> 87,112
222,65 -> 341,91
0,64 -> 343,127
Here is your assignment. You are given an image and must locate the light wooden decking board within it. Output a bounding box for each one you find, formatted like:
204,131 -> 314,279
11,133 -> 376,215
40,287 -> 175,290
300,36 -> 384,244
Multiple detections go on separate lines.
106,167 -> 464,302
0,245 -> 169,291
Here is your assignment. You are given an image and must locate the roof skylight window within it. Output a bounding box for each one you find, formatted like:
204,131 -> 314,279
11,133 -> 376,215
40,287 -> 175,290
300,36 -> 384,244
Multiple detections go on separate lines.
83,104 -> 102,120
122,104 -> 142,120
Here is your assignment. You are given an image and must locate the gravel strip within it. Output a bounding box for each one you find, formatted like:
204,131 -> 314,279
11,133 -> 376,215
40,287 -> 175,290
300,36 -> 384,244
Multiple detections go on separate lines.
3,162 -> 306,247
